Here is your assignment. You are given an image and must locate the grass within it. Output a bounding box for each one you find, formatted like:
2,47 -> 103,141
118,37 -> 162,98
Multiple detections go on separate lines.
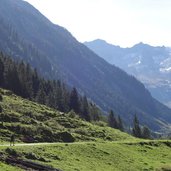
1,141 -> 171,171
0,162 -> 23,171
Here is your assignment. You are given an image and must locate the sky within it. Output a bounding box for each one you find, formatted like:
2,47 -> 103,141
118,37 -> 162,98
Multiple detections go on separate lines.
24,0 -> 171,47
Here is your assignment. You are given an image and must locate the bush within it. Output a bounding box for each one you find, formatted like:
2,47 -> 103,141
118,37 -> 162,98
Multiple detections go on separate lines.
25,152 -> 48,162
25,152 -> 39,160
56,131 -> 75,142
68,110 -> 77,118
5,148 -> 18,157
93,121 -> 107,127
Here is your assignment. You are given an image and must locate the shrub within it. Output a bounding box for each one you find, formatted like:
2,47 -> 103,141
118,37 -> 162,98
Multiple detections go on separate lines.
5,148 -> 18,156
68,110 -> 77,118
25,152 -> 38,160
58,131 -> 75,142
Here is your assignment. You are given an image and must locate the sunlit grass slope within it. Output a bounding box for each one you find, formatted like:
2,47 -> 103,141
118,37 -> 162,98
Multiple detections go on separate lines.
1,141 -> 171,171
0,88 -> 133,143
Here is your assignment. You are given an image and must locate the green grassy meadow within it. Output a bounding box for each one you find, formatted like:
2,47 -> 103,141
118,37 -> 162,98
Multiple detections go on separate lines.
1,141 -> 171,171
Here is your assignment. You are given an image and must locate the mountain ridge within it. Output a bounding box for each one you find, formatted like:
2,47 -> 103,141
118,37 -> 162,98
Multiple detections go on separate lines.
85,39 -> 171,109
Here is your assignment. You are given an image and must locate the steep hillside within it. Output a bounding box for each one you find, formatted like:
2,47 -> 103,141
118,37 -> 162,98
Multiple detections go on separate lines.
0,0 -> 171,131
0,88 -> 133,143
84,39 -> 171,108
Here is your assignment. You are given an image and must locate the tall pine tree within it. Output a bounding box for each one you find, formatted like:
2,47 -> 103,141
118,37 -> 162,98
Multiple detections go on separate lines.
132,115 -> 142,138
69,87 -> 80,114
108,110 -> 118,129
118,115 -> 124,131
82,96 -> 90,121
142,126 -> 151,139
0,54 -> 4,87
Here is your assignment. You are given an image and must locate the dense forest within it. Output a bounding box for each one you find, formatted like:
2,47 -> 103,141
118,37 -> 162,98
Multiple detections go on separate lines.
0,52 -> 103,122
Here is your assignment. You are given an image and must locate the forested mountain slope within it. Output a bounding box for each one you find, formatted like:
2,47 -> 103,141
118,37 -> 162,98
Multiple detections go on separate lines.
0,0 -> 171,131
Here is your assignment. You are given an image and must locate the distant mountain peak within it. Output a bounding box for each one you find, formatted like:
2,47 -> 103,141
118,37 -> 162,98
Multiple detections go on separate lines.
84,39 -> 108,45
85,39 -> 121,49
132,42 -> 152,49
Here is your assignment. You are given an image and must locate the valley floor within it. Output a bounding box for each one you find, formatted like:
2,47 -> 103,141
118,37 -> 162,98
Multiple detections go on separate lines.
0,140 -> 171,171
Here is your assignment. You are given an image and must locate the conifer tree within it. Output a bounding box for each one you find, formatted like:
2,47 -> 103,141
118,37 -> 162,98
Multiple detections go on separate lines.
108,110 -> 118,128
118,115 -> 124,131
0,55 -> 4,87
89,103 -> 100,121
5,64 -> 22,95
62,83 -> 70,112
69,87 -> 80,114
36,84 -> 46,104
132,114 -> 142,138
142,126 -> 151,139
82,96 -> 90,121
32,68 -> 40,97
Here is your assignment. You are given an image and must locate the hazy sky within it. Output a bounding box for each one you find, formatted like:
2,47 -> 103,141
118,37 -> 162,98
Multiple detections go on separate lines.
25,0 -> 171,47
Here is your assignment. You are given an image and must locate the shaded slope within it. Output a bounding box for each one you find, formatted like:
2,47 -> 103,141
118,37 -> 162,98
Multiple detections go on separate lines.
0,0 -> 171,131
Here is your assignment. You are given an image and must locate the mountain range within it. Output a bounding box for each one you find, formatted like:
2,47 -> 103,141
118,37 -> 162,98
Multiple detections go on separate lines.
0,0 -> 171,132
84,39 -> 171,109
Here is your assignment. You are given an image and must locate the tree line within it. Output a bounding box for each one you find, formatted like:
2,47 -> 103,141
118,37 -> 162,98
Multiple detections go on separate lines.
0,52 -> 101,122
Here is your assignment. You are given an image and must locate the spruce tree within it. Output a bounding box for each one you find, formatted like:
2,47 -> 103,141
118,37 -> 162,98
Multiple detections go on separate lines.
132,115 -> 142,138
32,68 -> 40,97
142,126 -> 151,139
62,83 -> 70,112
82,96 -> 90,121
69,87 -> 80,114
5,64 -> 22,95
118,115 -> 124,131
89,103 -> 100,121
108,110 -> 118,129
0,55 -> 4,87
36,84 -> 46,104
